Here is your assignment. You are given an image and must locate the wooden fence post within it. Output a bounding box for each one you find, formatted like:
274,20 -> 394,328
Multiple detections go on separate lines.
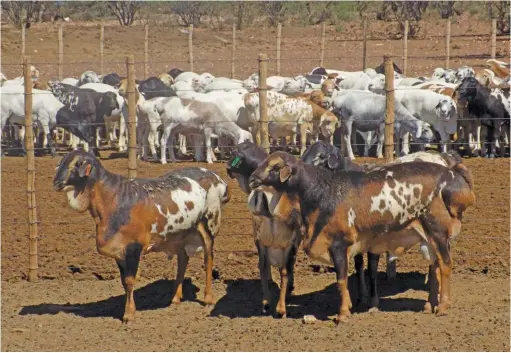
21,25 -> 26,63
231,23 -> 236,79
384,55 -> 395,163
445,18 -> 451,69
188,24 -> 194,72
403,20 -> 409,75
276,23 -> 282,76
100,23 -> 104,75
362,18 -> 367,70
320,22 -> 326,67
24,56 -> 38,282
491,19 -> 497,59
258,53 -> 270,153
126,55 -> 137,179
58,26 -> 63,80
144,24 -> 149,79
384,54 -> 396,279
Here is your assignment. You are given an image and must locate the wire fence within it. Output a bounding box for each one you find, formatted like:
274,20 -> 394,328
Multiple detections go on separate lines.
1,19 -> 509,283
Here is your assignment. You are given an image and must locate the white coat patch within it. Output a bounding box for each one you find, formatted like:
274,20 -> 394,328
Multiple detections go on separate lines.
386,171 -> 393,178
348,208 -> 356,227
449,170 -> 454,178
153,177 -> 207,237
370,178 -> 426,224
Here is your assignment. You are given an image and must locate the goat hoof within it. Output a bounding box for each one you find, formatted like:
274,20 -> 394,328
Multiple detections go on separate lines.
122,311 -> 135,324
368,306 -> 380,314
276,303 -> 287,318
262,302 -> 271,315
203,293 -> 214,305
435,303 -> 449,316
334,312 -> 350,324
423,302 -> 433,314
275,311 -> 287,319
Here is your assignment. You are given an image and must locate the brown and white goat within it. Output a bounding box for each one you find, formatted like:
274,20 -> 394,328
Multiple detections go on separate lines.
248,151 -> 474,323
226,142 -> 301,318
53,150 -> 230,323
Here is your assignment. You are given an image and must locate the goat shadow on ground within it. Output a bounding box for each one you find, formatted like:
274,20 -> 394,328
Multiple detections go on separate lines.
19,278 -> 199,321
210,271 -> 428,320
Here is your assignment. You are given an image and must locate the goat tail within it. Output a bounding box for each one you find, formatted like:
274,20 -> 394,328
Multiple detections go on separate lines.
444,149 -> 463,165
451,162 -> 474,190
441,162 -> 476,224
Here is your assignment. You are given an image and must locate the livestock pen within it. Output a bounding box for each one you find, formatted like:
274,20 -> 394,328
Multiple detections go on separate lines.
1,17 -> 510,351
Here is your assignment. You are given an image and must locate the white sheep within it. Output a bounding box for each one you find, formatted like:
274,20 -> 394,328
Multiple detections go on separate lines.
78,71 -> 100,86
331,90 -> 435,159
396,89 -> 458,154
1,85 -> 63,155
61,77 -> 80,86
156,97 -> 252,164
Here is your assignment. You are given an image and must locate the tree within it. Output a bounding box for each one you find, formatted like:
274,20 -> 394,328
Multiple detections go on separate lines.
487,1 -> 510,34
168,1 -> 209,27
303,1 -> 333,25
1,1 -> 45,28
433,1 -> 463,19
107,1 -> 140,26
386,1 -> 429,38
261,1 -> 287,26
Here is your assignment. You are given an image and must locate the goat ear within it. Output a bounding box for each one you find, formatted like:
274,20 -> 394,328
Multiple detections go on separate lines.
327,153 -> 340,169
435,101 -> 442,109
135,79 -> 141,84
78,161 -> 92,177
279,165 -> 292,183
415,124 -> 423,139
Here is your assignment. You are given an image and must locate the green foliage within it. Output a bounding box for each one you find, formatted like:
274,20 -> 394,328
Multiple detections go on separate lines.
59,2 -> 112,21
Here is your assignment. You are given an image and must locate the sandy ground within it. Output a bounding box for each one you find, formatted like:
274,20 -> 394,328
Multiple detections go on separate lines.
1,16 -> 510,352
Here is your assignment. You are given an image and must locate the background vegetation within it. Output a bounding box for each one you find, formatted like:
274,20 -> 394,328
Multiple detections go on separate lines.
2,1 -> 509,36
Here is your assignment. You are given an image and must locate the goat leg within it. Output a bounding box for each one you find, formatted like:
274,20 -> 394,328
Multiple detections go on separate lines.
275,266 -> 288,318
121,243 -> 143,324
197,222 -> 215,305
286,244 -> 297,297
424,262 -> 440,314
255,240 -> 272,315
367,252 -> 380,311
171,250 -> 190,305
353,253 -> 368,308
329,240 -> 352,324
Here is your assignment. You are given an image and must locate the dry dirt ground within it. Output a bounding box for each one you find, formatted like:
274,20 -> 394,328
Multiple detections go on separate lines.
1,154 -> 509,351
1,18 -> 510,352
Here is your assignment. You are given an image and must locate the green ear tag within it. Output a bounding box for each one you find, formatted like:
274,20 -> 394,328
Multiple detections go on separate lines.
231,156 -> 242,168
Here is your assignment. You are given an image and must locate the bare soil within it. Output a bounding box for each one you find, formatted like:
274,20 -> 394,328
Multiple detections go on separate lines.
1,18 -> 510,352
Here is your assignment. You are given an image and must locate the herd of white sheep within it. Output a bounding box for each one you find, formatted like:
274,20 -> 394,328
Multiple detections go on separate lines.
1,58 -> 509,161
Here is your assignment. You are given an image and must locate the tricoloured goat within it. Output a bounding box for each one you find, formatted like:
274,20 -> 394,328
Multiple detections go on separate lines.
53,150 -> 230,323
248,151 -> 474,323
226,142 -> 301,318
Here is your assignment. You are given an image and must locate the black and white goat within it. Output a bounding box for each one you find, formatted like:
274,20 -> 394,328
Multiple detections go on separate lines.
49,82 -> 119,156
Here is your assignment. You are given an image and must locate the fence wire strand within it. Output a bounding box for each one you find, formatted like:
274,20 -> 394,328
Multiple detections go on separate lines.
3,21 -> 509,280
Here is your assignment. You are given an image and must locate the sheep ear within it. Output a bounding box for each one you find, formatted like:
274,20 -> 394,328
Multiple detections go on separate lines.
279,166 -> 292,182
78,162 -> 92,177
327,154 -> 340,169
435,101 -> 442,109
